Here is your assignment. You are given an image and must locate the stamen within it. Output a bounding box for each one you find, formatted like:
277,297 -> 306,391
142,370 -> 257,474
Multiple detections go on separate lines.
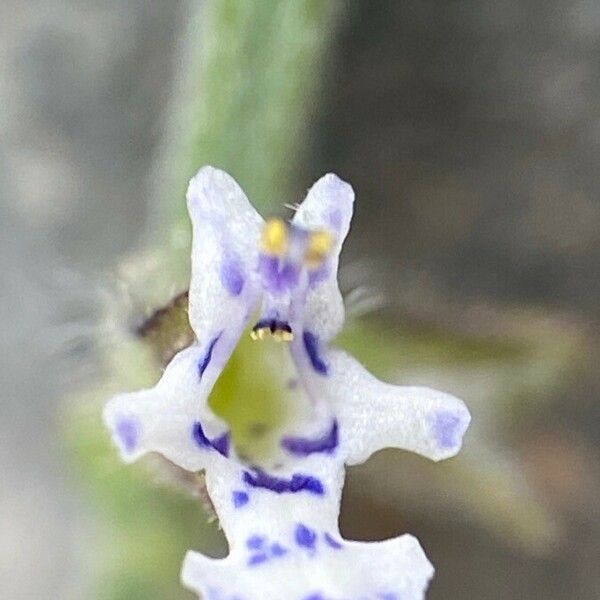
250,327 -> 269,341
272,329 -> 294,342
250,320 -> 294,342
261,218 -> 288,256
305,229 -> 334,269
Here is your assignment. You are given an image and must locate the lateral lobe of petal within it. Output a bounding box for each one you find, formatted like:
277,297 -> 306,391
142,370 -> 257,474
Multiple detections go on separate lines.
299,347 -> 471,465
104,345 -> 231,471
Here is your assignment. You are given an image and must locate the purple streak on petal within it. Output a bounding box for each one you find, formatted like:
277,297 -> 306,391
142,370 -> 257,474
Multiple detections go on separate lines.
115,416 -> 140,453
220,257 -> 245,296
433,410 -> 464,449
191,421 -> 230,456
281,420 -> 338,456
289,473 -> 324,494
303,331 -> 329,375
243,469 -> 286,493
191,421 -> 211,448
211,431 -> 230,457
295,523 -> 317,550
242,469 -> 324,496
323,532 -> 342,549
304,595 -> 326,600
198,333 -> 222,379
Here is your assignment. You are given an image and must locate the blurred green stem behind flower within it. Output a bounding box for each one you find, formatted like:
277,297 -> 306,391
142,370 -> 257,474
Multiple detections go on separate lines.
160,0 -> 339,267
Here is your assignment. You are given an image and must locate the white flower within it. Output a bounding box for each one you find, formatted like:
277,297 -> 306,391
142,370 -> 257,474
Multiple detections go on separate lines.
104,167 -> 471,600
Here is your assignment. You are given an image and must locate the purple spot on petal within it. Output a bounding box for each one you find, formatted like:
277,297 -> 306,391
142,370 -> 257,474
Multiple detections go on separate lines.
303,331 -> 329,375
304,595 -> 326,600
434,411 -> 464,449
220,258 -> 245,296
247,552 -> 269,566
270,542 -> 287,557
232,491 -> 249,508
115,416 -> 140,453
282,420 -> 338,456
246,535 -> 265,550
323,532 -> 342,549
295,523 -> 317,549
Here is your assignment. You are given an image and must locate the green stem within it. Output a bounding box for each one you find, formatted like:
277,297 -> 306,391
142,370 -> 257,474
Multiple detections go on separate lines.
159,0 -> 340,263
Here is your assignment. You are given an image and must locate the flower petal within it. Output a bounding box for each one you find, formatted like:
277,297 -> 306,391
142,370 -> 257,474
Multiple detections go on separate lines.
103,345 -> 231,471
104,167 -> 470,599
181,532 -> 433,600
187,166 -> 264,389
296,347 -> 471,465
293,174 -> 354,341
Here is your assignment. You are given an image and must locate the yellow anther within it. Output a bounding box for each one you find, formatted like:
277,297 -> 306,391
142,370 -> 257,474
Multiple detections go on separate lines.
305,229 -> 334,269
272,329 -> 294,342
261,218 -> 288,256
250,327 -> 269,341
250,325 -> 294,342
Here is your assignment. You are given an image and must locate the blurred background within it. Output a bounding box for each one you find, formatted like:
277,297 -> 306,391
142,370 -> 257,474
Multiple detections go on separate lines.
1,1 -> 599,598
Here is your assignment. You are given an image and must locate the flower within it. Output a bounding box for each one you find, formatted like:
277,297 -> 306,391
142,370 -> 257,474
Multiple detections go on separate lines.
104,166 -> 471,600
